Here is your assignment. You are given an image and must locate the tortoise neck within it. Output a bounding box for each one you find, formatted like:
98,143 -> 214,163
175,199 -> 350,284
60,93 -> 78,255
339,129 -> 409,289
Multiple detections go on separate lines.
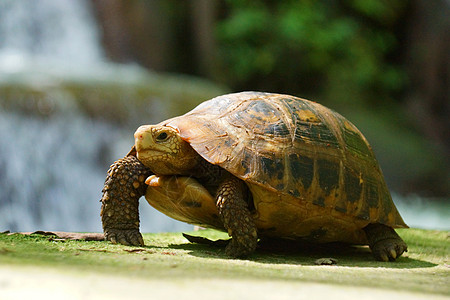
190,155 -> 229,181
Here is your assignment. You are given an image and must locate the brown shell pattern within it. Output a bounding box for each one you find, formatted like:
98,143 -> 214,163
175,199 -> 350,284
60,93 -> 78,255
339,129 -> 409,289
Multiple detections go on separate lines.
161,92 -> 407,230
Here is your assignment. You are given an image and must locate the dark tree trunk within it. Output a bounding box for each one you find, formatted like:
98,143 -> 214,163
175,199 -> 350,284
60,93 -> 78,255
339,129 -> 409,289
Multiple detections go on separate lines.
404,0 -> 450,156
90,0 -> 174,71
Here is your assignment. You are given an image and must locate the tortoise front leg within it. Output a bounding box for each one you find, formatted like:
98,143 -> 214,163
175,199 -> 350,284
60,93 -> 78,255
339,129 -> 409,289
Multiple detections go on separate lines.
101,153 -> 152,246
216,176 -> 258,257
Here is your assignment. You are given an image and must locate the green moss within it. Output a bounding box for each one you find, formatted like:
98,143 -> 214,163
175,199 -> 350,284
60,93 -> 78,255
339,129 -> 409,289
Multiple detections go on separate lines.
0,228 -> 448,296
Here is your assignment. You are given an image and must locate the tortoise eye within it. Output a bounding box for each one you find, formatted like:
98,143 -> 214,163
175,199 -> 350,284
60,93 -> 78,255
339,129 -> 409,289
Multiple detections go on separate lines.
156,132 -> 168,141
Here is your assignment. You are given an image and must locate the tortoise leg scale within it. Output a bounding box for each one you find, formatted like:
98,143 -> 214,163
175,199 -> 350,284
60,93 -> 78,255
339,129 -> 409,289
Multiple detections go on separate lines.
216,176 -> 258,257
363,223 -> 408,261
101,154 -> 152,246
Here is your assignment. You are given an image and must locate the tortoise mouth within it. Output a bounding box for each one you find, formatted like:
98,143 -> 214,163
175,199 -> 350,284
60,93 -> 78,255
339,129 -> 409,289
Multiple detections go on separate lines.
134,139 -> 163,155
136,149 -> 167,161
136,150 -> 170,171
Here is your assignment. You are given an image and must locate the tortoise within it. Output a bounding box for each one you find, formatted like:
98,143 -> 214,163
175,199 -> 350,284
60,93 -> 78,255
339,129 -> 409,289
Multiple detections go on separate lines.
101,92 -> 408,261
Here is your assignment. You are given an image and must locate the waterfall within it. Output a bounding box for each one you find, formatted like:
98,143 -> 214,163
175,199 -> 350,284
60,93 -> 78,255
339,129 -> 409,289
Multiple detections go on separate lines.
0,0 -> 193,233
0,109 -> 191,232
0,0 -> 103,64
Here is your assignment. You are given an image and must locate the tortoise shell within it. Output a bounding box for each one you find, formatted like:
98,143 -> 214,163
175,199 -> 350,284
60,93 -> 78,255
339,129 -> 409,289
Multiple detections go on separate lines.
154,92 -> 407,244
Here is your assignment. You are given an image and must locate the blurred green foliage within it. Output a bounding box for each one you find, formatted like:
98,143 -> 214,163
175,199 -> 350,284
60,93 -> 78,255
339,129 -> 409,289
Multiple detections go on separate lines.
213,1 -> 450,195
216,0 -> 409,106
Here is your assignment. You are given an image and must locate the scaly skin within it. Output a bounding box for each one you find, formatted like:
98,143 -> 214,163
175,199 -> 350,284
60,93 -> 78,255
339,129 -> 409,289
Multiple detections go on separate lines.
101,154 -> 152,246
363,223 -> 408,261
216,176 -> 258,257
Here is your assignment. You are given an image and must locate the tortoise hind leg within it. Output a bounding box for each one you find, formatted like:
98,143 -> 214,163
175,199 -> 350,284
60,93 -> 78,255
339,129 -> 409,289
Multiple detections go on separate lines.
363,223 -> 408,261
216,176 -> 258,258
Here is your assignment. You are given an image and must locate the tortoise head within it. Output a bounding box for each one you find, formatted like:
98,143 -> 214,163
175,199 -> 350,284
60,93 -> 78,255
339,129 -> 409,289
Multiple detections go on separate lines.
134,125 -> 199,175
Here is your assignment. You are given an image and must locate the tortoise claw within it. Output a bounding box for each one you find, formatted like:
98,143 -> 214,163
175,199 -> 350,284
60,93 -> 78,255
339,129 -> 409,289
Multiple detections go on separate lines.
105,229 -> 144,247
130,233 -> 145,246
224,230 -> 258,258
371,238 -> 407,262
390,249 -> 397,260
117,235 -> 131,246
364,224 -> 408,262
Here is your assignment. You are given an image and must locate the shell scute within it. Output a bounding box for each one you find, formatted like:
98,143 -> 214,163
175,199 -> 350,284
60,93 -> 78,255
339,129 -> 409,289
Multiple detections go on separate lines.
317,159 -> 340,195
342,167 -> 363,204
339,118 -> 373,159
288,153 -> 314,190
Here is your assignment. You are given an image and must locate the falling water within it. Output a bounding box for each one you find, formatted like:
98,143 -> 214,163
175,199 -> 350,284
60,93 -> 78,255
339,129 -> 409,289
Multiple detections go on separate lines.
0,108 -> 192,232
0,0 -> 103,64
0,0 -> 193,233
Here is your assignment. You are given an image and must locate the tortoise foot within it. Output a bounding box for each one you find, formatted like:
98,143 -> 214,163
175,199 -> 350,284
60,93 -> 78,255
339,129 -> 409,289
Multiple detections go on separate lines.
104,229 -> 144,246
225,233 -> 257,258
364,223 -> 407,261
216,176 -> 258,258
371,238 -> 407,262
